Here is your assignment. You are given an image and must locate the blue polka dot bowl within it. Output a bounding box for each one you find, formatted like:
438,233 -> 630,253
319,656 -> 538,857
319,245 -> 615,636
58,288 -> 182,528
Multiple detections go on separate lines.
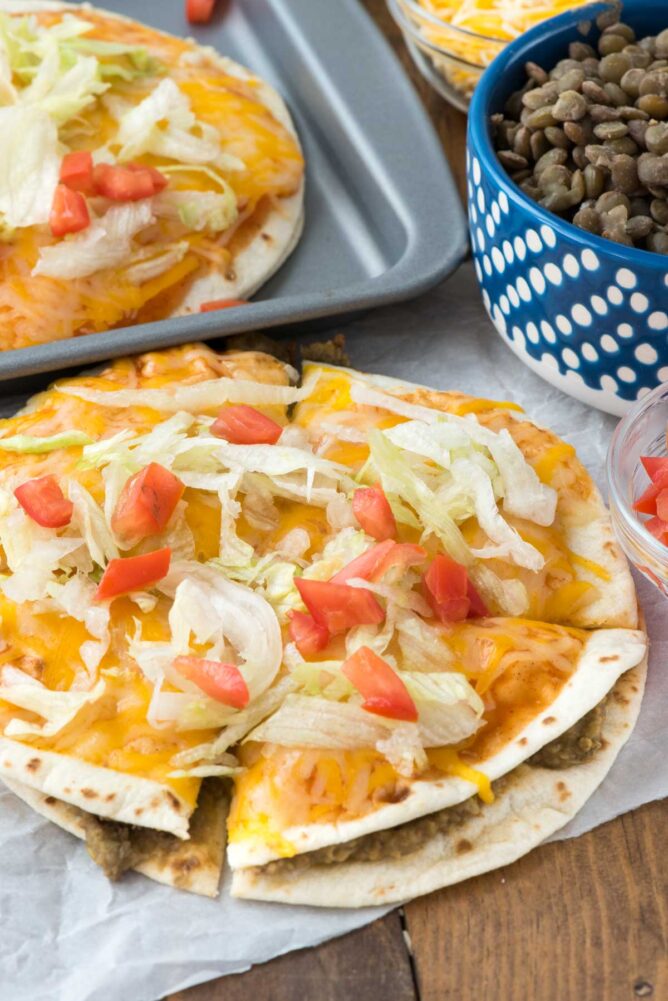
467,0 -> 668,417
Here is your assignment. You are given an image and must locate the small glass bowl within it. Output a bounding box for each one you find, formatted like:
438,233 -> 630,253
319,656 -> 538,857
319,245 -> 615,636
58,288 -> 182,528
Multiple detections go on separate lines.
607,381 -> 668,599
386,0 -> 504,112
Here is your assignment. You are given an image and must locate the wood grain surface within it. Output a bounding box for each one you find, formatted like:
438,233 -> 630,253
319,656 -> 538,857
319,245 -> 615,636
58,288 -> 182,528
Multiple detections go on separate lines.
166,3 -> 667,999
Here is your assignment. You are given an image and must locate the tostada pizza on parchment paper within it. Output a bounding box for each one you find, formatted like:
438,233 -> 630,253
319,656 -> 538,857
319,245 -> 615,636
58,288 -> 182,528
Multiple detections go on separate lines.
0,343 -> 646,902
0,2 -> 304,350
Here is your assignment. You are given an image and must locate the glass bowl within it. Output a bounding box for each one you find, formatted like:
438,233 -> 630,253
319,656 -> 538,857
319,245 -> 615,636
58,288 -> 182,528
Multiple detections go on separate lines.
386,0 -> 503,112
607,380 -> 668,599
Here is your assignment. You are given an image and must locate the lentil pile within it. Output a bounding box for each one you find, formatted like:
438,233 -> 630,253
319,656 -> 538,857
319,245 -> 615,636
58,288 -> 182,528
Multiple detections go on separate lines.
492,9 -> 668,253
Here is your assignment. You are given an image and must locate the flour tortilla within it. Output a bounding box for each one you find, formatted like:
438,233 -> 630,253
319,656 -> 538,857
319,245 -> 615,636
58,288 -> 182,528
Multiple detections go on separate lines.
0,1 -> 305,310
227,626 -> 647,869
231,659 -> 647,906
0,344 -> 294,839
2,776 -> 228,897
310,363 -> 638,630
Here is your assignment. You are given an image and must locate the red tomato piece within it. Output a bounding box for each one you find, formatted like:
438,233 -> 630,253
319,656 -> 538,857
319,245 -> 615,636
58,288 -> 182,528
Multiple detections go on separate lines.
633,467 -> 668,515
466,579 -> 489,618
111,463 -> 185,544
331,540 -> 396,585
352,486 -> 397,541
424,553 -> 470,622
200,299 -> 248,312
295,578 -> 385,634
640,456 -> 668,481
211,404 -> 282,445
657,488 -> 668,522
93,163 -> 164,201
342,646 -> 417,722
186,0 -> 217,22
14,475 -> 73,528
288,610 -> 330,657
646,516 -> 668,545
173,656 -> 249,708
60,151 -> 94,194
49,184 -> 90,238
126,162 -> 169,192
94,547 -> 171,601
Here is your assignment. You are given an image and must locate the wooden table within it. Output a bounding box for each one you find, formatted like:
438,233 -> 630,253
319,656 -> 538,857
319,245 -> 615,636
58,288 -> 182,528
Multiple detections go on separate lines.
169,4 -> 668,999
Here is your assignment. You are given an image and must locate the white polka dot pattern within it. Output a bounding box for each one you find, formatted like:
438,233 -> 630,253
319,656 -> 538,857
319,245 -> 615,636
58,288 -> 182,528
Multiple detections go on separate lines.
467,157 -> 668,411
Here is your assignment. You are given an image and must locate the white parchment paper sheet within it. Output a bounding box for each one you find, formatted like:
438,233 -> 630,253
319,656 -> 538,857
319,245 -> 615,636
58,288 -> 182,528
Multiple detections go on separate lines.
1,262 -> 665,1001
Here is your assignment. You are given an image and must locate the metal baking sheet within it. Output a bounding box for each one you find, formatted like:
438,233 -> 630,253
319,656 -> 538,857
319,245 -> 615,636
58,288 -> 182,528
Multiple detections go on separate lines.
0,0 -> 467,381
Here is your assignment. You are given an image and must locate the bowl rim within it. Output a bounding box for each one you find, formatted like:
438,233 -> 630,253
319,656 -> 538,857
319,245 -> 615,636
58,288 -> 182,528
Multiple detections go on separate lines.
387,0 -> 487,69
607,379 -> 668,564
468,0 -> 668,270
395,0 -> 509,46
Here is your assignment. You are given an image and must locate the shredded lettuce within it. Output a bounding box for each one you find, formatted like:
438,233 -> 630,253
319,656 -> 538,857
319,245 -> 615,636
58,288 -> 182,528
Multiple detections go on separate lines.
112,77 -> 242,171
154,188 -> 237,235
61,371 -> 317,411
0,105 -> 59,230
67,480 -> 118,567
33,201 -> 155,280
404,671 -> 483,745
0,430 -> 93,453
1,679 -> 109,740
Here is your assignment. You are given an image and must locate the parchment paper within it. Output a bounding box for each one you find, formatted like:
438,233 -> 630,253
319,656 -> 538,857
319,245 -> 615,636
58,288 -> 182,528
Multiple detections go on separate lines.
2,262 -> 665,1001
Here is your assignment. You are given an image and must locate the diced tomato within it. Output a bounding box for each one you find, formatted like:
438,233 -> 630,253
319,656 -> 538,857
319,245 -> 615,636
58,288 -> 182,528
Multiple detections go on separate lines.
466,579 -> 489,618
288,610 -> 330,657
424,553 -> 470,622
94,547 -> 171,601
186,0 -> 217,23
93,162 -> 167,201
127,162 -> 168,192
211,404 -> 282,445
111,463 -> 184,544
14,475 -> 73,528
60,151 -> 94,194
633,467 -> 668,515
331,540 -> 396,585
645,516 -> 668,545
295,578 -> 385,634
640,456 -> 668,481
49,184 -> 90,238
173,656 -> 249,708
332,541 -> 426,586
200,299 -> 248,312
342,646 -> 417,722
352,486 -> 397,541
657,488 -> 668,522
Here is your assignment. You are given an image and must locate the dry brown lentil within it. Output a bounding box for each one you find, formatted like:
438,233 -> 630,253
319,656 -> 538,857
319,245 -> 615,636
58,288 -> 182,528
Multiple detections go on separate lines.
493,13 -> 668,254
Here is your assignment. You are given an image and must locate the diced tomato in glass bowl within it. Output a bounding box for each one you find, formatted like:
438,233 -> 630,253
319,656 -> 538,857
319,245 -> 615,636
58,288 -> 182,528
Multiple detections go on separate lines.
607,382 -> 668,599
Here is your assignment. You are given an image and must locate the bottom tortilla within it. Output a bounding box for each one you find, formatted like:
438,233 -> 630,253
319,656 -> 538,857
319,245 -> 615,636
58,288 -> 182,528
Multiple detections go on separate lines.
231,661 -> 646,907
2,777 -> 228,898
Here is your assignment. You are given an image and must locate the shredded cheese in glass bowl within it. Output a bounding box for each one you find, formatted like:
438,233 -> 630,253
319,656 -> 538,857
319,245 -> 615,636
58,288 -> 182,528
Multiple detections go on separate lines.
386,0 -> 588,111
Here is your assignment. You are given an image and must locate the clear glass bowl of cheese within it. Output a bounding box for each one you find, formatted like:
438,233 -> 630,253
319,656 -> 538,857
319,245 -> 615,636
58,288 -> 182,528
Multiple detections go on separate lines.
386,0 -> 590,112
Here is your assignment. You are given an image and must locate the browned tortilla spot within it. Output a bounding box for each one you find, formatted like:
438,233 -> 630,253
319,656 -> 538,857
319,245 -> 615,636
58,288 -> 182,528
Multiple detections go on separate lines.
166,792 -> 181,811
600,655 -> 619,663
556,781 -> 566,791
261,232 -> 272,242
81,788 -> 97,799
44,797 -> 56,806
150,797 -> 160,809
518,737 -> 528,746
172,856 -> 201,875
105,793 -> 116,802
456,839 -> 473,855
26,758 -> 41,773
225,268 -> 237,281
543,716 -> 556,725
134,808 -> 143,817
